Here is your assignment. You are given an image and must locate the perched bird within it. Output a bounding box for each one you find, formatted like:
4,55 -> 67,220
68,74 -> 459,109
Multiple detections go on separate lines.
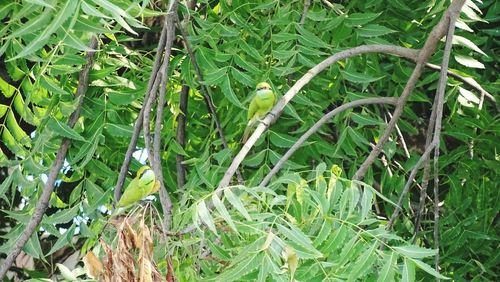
242,82 -> 276,143
117,166 -> 160,208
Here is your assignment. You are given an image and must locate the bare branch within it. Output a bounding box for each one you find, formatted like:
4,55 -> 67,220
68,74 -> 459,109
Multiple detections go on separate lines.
300,0 -> 311,25
176,84 -> 189,188
412,95 -> 438,243
353,0 -> 466,181
432,10 -> 460,278
0,36 -> 99,279
114,21 -> 170,204
178,19 -> 244,185
219,45 -> 419,190
260,97 -> 398,187
425,62 -> 496,105
150,0 -> 179,232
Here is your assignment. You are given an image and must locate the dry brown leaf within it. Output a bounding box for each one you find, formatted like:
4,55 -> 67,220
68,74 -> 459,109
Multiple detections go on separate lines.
83,251 -> 104,278
100,241 -> 114,282
138,256 -> 153,282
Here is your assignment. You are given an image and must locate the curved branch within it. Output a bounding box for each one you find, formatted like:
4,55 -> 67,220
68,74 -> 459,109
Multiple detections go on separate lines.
218,45 -> 419,190
0,36 -> 99,279
260,97 -> 398,187
353,0 -> 466,181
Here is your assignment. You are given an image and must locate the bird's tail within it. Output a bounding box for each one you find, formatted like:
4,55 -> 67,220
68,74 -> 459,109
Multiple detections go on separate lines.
241,119 -> 255,143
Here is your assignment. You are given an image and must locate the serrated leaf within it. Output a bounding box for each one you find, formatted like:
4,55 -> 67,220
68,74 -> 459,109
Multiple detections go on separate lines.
269,131 -> 297,148
46,118 -> 86,141
453,35 -> 488,56
212,193 -> 237,232
197,200 -> 217,234
345,12 -> 381,26
23,233 -> 44,260
43,204 -> 80,225
221,76 -> 244,108
276,224 -> 322,258
412,258 -> 450,279
347,243 -> 377,280
402,258 -> 415,282
10,0 -> 79,60
356,24 -> 395,37
393,245 -> 437,258
377,252 -> 397,282
104,123 -> 133,137
224,188 -> 251,221
341,70 -> 385,83
351,113 -> 384,126
454,55 -> 484,69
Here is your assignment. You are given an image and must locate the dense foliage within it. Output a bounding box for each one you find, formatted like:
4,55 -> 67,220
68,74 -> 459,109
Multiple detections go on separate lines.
0,0 -> 497,281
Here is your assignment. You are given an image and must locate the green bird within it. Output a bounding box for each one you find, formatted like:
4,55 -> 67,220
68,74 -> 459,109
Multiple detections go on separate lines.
242,82 -> 276,143
117,166 -> 160,208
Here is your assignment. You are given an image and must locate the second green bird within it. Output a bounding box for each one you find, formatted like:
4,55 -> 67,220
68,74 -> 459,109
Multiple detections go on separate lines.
242,82 -> 276,143
117,165 -> 160,208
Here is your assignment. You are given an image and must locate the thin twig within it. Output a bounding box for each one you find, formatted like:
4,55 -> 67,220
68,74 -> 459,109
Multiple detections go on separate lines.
386,110 -> 410,158
114,21 -> 170,204
353,0 -> 466,181
176,84 -> 189,188
177,20 -> 244,185
424,62 -> 496,105
412,95 -> 438,243
432,11 -> 460,279
260,98 -> 398,186
300,0 -> 311,25
0,36 -> 99,279
149,0 -> 179,233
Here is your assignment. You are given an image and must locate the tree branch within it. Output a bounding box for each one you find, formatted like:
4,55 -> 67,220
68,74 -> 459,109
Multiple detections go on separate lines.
260,97 -> 398,187
147,0 -> 179,233
218,45 -> 419,190
114,21 -> 170,204
0,36 -> 99,279
432,10 -> 459,278
300,0 -> 311,25
352,0 -> 466,181
176,84 -> 189,188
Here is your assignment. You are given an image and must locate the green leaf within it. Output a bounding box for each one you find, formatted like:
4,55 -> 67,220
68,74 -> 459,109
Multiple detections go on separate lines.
212,253 -> 262,282
360,185 -> 373,220
345,12 -> 381,26
454,55 -> 484,69
212,193 -> 237,232
351,113 -> 384,126
269,131 -> 297,148
197,200 -> 217,234
43,204 -> 80,225
452,35 -> 487,56
104,123 -> 133,137
24,0 -> 55,9
221,76 -> 244,108
0,77 -> 16,98
276,223 -> 322,258
393,245 -> 437,259
23,233 -> 44,260
40,75 -> 68,95
341,70 -> 385,83
377,252 -> 397,282
356,24 -> 396,37
412,259 -> 450,279
46,117 -> 86,141
224,188 -> 251,221
402,258 -> 415,282
10,0 -> 79,60
347,243 -> 377,280
46,224 -> 76,256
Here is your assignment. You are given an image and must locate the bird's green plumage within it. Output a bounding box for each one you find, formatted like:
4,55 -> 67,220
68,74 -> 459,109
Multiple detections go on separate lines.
242,82 -> 275,142
117,166 -> 159,208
